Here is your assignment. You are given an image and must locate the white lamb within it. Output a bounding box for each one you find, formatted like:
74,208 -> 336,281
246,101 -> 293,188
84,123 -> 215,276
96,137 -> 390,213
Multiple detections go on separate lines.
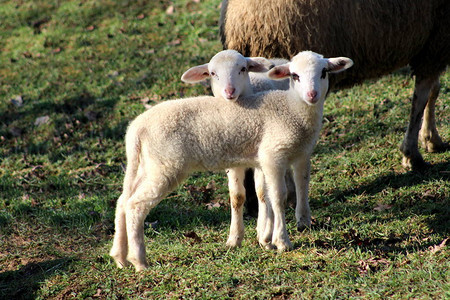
181,50 -> 290,247
109,51 -> 353,271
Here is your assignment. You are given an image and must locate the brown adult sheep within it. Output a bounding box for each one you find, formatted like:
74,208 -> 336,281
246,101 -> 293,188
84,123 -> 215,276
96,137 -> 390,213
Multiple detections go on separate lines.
220,0 -> 449,171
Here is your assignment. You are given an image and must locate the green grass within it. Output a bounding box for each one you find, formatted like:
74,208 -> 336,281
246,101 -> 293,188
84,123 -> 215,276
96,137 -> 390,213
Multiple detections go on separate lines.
0,1 -> 449,299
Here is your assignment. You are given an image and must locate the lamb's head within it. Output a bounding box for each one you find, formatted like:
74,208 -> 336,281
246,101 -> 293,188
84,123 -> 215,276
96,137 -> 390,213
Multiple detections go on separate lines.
181,50 -> 273,101
268,51 -> 353,105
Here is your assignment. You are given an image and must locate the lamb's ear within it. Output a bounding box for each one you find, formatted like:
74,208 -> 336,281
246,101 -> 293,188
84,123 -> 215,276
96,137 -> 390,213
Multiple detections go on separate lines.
267,64 -> 291,80
246,57 -> 273,73
326,57 -> 353,74
181,63 -> 210,83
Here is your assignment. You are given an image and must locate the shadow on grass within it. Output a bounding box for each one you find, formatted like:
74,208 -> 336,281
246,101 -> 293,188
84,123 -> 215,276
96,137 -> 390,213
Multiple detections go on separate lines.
0,258 -> 76,300
325,161 -> 449,200
304,161 -> 449,254
0,91 -> 126,145
0,179 -> 231,240
146,198 -> 232,232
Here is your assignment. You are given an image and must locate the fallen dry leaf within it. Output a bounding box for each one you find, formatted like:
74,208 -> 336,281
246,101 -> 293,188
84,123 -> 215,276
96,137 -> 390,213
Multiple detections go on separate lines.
206,202 -> 221,210
140,97 -> 150,104
429,238 -> 449,253
167,39 -> 181,46
93,288 -> 102,297
373,203 -> 392,212
34,115 -> 50,126
358,257 -> 390,275
166,5 -> 174,15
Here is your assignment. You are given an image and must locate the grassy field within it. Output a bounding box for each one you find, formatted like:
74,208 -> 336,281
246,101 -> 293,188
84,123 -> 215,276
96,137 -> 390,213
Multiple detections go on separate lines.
0,0 -> 449,299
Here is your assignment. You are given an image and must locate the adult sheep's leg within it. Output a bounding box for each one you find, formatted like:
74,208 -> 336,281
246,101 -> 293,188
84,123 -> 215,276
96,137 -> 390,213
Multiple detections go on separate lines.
226,167 -> 246,248
110,194 -> 130,268
292,156 -> 311,231
261,163 -> 292,252
400,75 -> 435,171
419,75 -> 449,153
255,168 -> 274,249
125,177 -> 172,271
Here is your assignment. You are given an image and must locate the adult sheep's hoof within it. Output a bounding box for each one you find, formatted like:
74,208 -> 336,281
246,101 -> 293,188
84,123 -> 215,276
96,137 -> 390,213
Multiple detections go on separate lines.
419,129 -> 449,153
400,142 -> 431,172
425,141 -> 450,153
297,219 -> 311,232
402,156 -> 431,173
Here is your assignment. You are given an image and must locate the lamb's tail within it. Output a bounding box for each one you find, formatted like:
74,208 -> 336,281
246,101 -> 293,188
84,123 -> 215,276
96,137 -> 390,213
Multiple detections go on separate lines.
121,127 -> 143,200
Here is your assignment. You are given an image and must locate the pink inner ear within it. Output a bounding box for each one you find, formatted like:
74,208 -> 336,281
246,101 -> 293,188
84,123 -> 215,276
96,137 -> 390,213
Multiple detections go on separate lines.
181,65 -> 210,83
327,58 -> 353,73
330,63 -> 345,72
269,66 -> 290,79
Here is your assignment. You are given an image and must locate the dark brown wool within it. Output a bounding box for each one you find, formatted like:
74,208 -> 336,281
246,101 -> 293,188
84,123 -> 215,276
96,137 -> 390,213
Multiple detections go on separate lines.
220,0 -> 449,89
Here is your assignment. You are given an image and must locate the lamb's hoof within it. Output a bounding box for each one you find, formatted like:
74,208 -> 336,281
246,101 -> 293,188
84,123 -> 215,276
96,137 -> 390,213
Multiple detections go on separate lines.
127,257 -> 149,272
114,259 -> 131,269
259,241 -> 275,250
226,238 -> 243,248
273,240 -> 293,252
258,236 -> 275,250
110,251 -> 130,269
132,262 -> 149,272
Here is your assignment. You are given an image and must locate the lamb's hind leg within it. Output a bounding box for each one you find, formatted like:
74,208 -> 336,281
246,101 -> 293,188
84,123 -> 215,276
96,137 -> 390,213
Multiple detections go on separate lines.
400,75 -> 437,171
226,167 -> 246,248
110,194 -> 130,268
125,177 -> 172,271
419,75 -> 449,153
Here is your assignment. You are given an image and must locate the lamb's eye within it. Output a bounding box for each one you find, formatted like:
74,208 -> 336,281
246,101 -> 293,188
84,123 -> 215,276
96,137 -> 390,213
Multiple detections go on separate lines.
292,73 -> 300,82
321,68 -> 328,79
240,67 -> 247,73
210,71 -> 216,77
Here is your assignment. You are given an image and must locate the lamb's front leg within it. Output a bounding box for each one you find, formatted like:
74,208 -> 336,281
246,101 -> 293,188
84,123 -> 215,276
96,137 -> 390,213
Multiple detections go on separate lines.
226,167 -> 246,248
261,164 -> 292,252
292,156 -> 312,231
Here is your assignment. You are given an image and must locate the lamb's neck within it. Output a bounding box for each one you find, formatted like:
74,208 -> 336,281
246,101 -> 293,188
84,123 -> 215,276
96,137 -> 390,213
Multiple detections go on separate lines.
290,91 -> 325,128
